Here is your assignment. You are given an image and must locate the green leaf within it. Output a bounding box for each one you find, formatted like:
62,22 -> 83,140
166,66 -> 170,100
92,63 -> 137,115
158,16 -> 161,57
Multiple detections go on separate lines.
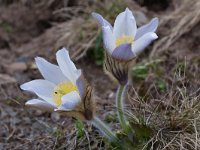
130,123 -> 153,142
156,79 -> 166,93
105,112 -> 117,123
0,22 -> 13,33
132,64 -> 149,80
75,119 -> 85,138
94,32 -> 104,66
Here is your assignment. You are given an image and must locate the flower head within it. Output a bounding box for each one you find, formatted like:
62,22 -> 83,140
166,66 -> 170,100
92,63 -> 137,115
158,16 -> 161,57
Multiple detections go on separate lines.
92,8 -> 159,84
92,8 -> 158,61
20,48 -> 95,120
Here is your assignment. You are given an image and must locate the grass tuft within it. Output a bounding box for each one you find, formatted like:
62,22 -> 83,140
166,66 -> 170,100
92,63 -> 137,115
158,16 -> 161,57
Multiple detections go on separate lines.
128,65 -> 200,149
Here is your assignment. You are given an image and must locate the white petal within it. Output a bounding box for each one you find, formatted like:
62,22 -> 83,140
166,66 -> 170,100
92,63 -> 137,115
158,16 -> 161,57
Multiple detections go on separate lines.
57,91 -> 81,110
25,99 -> 56,112
92,12 -> 113,30
113,8 -> 137,40
135,18 -> 159,40
20,79 -> 56,106
132,32 -> 158,55
102,26 -> 116,54
35,57 -> 68,84
56,48 -> 80,85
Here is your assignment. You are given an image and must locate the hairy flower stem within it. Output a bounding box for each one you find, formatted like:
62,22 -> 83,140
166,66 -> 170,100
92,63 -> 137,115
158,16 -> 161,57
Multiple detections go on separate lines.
116,85 -> 129,133
91,116 -> 119,143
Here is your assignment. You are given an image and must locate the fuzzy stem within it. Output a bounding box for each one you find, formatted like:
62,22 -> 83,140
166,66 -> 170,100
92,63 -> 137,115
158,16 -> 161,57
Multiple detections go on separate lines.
116,85 -> 129,133
91,116 -> 119,143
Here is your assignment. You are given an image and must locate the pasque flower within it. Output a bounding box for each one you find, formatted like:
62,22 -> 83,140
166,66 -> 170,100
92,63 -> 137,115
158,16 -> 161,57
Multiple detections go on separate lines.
92,8 -> 158,85
20,48 -> 95,120
92,8 -> 159,133
21,48 -> 118,142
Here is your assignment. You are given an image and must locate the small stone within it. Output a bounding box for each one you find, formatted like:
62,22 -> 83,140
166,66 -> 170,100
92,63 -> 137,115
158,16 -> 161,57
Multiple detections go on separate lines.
0,74 -> 16,84
23,117 -> 31,124
108,91 -> 114,99
0,74 -> 20,101
3,62 -> 27,74
51,112 -> 60,122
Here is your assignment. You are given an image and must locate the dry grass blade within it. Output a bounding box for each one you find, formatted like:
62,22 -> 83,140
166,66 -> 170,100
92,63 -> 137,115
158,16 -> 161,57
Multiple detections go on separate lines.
150,0 -> 200,58
128,68 -> 200,149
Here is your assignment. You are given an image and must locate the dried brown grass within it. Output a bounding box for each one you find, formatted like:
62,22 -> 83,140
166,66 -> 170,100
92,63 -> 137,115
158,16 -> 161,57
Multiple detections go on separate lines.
2,0 -> 200,149
128,68 -> 200,149
150,0 -> 200,58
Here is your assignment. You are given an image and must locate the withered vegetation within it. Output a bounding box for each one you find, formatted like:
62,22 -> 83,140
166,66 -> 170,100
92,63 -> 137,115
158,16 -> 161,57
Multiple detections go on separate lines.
0,0 -> 200,149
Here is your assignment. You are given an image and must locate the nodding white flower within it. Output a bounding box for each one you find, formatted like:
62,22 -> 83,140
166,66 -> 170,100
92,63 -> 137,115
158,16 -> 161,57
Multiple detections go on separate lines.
20,48 -> 95,120
92,8 -> 158,61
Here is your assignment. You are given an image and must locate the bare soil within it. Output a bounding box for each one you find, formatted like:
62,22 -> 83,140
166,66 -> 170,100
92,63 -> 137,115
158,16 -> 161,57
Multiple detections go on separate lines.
0,0 -> 199,149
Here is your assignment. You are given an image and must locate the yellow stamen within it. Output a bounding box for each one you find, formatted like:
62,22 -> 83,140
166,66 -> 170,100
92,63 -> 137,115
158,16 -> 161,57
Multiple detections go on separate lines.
52,82 -> 79,106
115,34 -> 134,47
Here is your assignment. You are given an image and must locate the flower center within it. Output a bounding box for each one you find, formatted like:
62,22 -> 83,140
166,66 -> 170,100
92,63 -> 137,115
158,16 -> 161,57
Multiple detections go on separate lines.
115,34 -> 134,47
52,82 -> 79,106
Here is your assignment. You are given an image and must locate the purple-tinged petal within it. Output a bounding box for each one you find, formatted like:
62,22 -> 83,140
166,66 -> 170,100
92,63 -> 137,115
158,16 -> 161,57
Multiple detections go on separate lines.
112,43 -> 135,61
132,32 -> 158,55
76,76 -> 85,98
135,17 -> 159,40
92,12 -> 113,30
113,8 -> 137,40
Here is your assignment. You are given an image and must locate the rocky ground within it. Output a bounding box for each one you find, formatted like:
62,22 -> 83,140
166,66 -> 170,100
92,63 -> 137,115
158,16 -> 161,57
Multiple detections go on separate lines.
0,0 -> 200,149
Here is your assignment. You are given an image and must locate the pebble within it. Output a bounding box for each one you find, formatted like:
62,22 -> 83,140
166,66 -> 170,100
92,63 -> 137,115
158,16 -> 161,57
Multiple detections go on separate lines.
3,62 -> 27,74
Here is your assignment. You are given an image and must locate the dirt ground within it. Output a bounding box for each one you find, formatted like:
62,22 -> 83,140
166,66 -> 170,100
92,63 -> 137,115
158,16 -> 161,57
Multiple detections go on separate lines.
0,0 -> 200,149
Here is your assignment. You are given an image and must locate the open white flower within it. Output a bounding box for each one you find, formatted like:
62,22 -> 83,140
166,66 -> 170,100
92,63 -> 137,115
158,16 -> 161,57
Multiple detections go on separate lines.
92,8 -> 158,61
20,48 -> 94,120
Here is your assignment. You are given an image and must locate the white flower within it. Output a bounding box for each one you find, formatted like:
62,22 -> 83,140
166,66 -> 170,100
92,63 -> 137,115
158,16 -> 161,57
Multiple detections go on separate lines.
20,48 -> 85,113
92,8 -> 158,61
